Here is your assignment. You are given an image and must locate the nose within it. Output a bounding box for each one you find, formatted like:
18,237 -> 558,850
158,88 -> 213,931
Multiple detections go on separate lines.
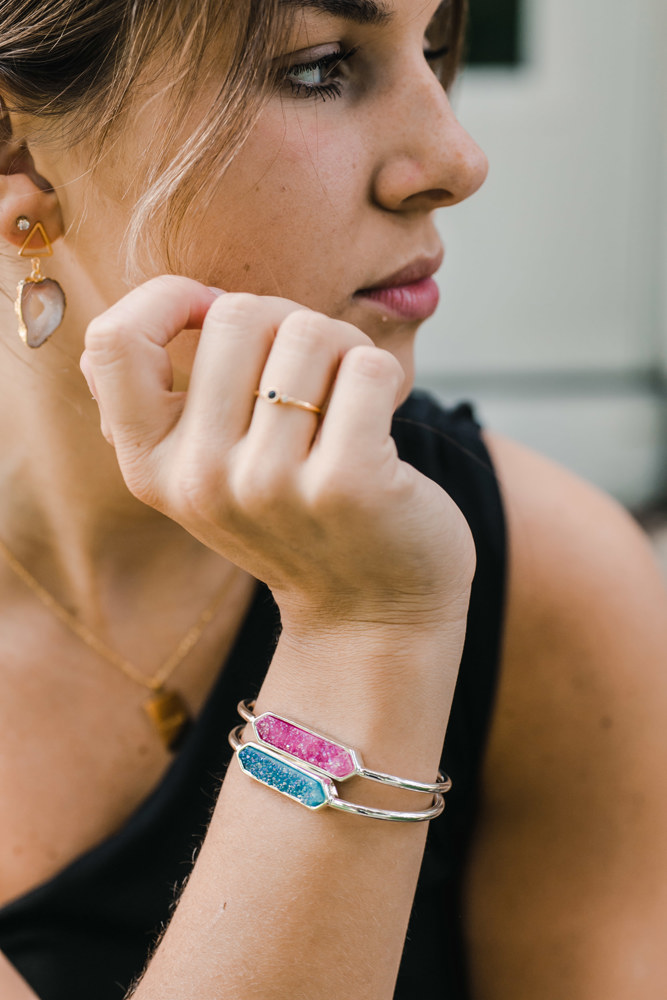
371,67 -> 489,213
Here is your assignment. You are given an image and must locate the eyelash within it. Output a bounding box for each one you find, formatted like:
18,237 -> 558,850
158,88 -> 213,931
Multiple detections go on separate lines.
283,43 -> 451,103
284,47 -> 358,102
424,45 -> 451,63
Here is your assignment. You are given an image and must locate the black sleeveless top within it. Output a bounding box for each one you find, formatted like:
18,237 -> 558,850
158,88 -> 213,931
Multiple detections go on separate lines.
0,392 -> 506,999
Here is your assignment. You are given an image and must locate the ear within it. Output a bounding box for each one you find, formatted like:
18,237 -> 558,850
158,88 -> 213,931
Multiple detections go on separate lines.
0,101 -> 63,251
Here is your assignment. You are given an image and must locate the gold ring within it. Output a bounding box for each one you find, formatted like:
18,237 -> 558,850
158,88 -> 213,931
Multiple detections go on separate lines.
255,387 -> 322,415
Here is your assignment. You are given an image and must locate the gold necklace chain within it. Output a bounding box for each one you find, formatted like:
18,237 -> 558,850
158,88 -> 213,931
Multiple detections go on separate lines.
0,536 -> 233,752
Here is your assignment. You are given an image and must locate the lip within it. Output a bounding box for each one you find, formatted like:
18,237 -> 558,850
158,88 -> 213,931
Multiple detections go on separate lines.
359,249 -> 445,292
354,249 -> 444,322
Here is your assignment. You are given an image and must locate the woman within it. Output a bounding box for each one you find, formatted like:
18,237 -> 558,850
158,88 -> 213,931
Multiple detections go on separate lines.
0,1 -> 666,998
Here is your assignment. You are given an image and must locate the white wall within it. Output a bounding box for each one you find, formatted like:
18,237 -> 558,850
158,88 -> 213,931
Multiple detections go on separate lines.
416,0 -> 666,506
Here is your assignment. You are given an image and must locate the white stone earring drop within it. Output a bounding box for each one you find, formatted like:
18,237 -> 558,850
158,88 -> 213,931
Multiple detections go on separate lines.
14,218 -> 67,348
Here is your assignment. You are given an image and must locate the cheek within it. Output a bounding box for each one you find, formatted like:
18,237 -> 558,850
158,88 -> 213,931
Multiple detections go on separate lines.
196,118 -> 368,294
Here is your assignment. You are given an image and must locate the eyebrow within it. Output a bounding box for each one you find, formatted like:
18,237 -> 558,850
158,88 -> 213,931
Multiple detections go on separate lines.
280,0 -> 393,27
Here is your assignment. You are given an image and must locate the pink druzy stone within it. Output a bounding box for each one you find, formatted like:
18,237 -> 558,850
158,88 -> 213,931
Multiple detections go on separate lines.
256,715 -> 355,779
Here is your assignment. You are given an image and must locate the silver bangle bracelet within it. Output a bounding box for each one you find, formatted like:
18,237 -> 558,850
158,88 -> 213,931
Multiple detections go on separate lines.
237,700 -> 452,796
229,726 -> 445,823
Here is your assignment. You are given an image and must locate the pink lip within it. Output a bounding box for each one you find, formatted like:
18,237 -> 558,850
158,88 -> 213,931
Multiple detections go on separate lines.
357,278 -> 440,322
355,250 -> 444,322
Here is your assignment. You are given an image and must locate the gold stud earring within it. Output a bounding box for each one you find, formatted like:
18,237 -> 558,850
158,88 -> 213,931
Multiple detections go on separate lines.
14,219 -> 66,349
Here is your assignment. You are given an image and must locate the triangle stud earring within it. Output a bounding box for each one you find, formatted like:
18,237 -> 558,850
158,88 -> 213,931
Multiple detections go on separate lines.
14,219 -> 67,348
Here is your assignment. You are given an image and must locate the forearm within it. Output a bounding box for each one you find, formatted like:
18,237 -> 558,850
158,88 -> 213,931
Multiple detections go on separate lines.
83,281 -> 477,999
130,617 -> 467,1000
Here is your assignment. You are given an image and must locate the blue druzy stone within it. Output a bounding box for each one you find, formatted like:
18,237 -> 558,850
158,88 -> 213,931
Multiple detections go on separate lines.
238,744 -> 329,809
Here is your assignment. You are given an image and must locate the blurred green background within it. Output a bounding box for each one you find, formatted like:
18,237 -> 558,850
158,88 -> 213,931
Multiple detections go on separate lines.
467,0 -> 523,66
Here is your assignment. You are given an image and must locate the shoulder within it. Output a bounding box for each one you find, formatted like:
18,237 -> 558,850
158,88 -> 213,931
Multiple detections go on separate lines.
484,429 -> 666,651
464,431 -> 667,994
483,428 -> 667,763
482,428 -> 667,783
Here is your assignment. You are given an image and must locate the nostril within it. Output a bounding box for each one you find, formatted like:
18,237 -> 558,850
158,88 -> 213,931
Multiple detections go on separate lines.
400,189 -> 454,212
423,189 -> 453,205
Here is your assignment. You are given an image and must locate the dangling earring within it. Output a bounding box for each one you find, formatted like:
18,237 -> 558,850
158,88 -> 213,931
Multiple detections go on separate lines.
14,218 -> 67,349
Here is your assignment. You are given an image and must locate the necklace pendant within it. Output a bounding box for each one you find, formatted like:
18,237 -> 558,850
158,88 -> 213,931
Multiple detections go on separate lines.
143,688 -> 193,753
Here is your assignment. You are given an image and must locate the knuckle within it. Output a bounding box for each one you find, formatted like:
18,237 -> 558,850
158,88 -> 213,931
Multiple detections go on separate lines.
171,447 -> 223,513
335,318 -> 373,349
84,315 -> 120,354
307,462 -> 359,512
229,457 -> 291,514
85,302 -> 150,363
142,274 -> 187,298
202,293 -> 270,348
205,292 -> 260,326
347,345 -> 404,383
173,469 -> 221,521
276,310 -> 329,353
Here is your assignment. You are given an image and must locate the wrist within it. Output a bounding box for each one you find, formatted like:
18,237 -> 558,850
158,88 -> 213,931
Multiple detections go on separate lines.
253,622 -> 464,800
275,583 -> 473,644
260,612 -> 466,732
276,614 -> 469,668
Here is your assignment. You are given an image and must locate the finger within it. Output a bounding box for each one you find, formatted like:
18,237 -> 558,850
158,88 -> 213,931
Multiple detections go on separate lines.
82,276 -> 220,451
314,346 -> 405,464
249,310 -> 371,461
178,294 -> 310,447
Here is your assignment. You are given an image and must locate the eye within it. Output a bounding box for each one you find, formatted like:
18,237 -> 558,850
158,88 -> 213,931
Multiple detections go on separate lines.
423,0 -> 454,74
281,46 -> 359,102
424,44 -> 450,63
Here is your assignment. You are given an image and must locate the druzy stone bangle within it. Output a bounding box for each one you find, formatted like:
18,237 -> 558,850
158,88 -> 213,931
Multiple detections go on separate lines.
229,726 -> 445,823
237,700 -> 451,796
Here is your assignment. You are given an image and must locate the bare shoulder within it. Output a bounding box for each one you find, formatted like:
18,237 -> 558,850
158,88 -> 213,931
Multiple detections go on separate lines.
486,429 -> 665,605
485,430 -> 666,670
463,432 -> 667,998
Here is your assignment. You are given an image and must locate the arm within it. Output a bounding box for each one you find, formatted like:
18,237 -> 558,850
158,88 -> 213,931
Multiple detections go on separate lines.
129,625 -> 465,1000
82,279 -> 476,1000
465,433 -> 667,999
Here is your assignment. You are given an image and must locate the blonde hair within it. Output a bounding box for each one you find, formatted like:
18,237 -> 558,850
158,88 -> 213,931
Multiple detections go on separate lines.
0,0 -> 466,276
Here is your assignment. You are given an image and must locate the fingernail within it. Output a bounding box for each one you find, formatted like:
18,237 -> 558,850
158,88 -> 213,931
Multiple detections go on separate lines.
207,287 -> 226,297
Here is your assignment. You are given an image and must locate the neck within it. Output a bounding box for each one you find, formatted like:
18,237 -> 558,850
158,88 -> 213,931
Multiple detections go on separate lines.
0,312 -> 226,624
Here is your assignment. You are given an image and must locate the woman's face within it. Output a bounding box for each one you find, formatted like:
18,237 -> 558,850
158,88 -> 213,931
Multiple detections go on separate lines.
32,0 -> 488,386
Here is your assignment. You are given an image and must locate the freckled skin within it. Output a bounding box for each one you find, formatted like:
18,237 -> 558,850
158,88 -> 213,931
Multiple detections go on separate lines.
25,2 -> 486,392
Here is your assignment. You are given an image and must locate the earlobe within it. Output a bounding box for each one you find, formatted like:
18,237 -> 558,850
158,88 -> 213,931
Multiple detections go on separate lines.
0,172 -> 62,250
0,102 -> 63,250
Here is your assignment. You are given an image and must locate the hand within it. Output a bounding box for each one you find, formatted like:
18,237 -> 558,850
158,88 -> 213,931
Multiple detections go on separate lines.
81,277 -> 475,631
